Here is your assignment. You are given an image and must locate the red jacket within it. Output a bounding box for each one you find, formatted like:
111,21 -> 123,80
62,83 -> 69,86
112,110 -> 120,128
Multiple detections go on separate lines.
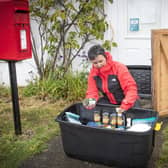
86,52 -> 139,110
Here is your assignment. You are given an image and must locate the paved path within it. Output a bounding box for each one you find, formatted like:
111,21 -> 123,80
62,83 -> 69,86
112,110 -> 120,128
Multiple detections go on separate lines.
20,121 -> 165,168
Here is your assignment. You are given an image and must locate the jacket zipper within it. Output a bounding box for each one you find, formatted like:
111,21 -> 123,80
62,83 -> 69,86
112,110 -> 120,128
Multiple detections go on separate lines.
101,73 -> 117,104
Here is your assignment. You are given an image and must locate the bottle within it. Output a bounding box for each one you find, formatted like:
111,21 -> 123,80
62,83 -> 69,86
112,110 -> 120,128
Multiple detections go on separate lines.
110,113 -> 117,129
117,113 -> 125,130
102,112 -> 110,125
94,110 -> 101,122
126,117 -> 132,128
87,110 -> 101,128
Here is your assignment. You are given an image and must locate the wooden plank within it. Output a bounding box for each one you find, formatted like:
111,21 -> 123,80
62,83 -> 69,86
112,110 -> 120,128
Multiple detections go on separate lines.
160,44 -> 168,116
160,36 -> 168,66
151,31 -> 161,111
159,109 -> 168,117
160,35 -> 168,115
152,29 -> 168,35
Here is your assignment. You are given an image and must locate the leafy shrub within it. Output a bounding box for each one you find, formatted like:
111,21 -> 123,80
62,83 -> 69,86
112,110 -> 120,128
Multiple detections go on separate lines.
23,71 -> 88,101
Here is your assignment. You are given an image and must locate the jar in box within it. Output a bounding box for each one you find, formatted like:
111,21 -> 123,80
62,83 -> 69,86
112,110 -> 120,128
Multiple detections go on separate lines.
110,113 -> 117,128
94,110 -> 101,122
102,112 -> 109,125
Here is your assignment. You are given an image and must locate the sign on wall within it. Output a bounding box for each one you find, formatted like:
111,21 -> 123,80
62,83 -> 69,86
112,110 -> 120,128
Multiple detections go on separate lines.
130,18 -> 139,31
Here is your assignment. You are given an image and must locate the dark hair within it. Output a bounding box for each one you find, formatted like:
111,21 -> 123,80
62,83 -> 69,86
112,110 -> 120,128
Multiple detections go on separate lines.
87,45 -> 106,60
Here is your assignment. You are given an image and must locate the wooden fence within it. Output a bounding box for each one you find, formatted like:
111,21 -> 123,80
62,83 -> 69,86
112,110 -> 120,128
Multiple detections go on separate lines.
152,29 -> 168,116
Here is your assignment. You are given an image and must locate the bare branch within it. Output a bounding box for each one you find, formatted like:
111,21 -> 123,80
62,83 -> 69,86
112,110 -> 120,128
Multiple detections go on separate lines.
30,27 -> 43,78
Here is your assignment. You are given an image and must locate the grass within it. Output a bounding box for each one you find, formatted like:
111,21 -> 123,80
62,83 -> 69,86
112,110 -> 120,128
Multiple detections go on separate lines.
0,91 -> 71,168
156,122 -> 168,168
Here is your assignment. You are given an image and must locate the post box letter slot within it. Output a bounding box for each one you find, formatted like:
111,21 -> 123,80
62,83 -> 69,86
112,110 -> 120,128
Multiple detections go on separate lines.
15,7 -> 29,13
15,9 -> 29,13
15,8 -> 29,24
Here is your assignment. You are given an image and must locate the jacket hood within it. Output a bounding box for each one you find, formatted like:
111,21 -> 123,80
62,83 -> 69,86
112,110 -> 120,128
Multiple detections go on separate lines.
105,51 -> 113,63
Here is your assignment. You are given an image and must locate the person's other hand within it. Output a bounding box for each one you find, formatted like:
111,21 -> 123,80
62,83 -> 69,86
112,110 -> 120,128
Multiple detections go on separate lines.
83,98 -> 96,110
116,107 -> 125,113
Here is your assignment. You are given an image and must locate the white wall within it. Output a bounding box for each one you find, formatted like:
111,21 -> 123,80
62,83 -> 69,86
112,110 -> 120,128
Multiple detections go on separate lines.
0,59 -> 37,86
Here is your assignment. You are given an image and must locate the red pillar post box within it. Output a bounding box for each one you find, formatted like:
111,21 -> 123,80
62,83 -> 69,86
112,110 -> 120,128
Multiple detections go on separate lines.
0,0 -> 32,135
0,0 -> 32,61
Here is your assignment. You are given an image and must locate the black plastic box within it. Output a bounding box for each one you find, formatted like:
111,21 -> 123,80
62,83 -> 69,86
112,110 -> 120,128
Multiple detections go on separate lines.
56,103 -> 158,168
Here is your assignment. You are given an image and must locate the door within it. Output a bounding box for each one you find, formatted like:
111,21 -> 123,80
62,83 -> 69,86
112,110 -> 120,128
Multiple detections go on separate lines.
104,0 -> 168,65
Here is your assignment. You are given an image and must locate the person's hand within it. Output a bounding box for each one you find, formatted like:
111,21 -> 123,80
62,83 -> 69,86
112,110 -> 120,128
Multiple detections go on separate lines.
116,107 -> 125,113
83,98 -> 96,109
